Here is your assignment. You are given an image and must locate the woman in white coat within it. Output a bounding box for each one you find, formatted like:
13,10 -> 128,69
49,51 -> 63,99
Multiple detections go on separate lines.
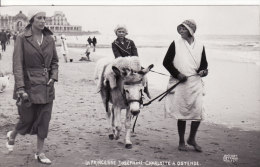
163,20 -> 208,152
60,34 -> 68,62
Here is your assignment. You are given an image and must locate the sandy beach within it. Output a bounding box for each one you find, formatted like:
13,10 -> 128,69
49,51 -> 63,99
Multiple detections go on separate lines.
0,43 -> 260,167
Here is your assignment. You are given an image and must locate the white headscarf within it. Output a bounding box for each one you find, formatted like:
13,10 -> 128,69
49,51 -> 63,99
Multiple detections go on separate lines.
28,10 -> 46,21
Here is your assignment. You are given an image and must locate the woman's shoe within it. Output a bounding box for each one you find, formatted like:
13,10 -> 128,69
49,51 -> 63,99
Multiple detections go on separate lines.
6,131 -> 14,151
187,139 -> 202,152
178,144 -> 188,151
35,153 -> 52,164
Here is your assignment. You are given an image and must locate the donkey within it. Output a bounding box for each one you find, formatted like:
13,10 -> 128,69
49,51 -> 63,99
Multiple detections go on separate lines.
94,57 -> 153,149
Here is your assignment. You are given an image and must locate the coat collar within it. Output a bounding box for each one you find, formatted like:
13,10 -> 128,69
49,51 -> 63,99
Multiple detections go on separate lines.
24,27 -> 54,58
114,37 -> 131,49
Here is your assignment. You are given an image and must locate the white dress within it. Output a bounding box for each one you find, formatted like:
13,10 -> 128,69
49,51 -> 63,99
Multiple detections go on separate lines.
164,38 -> 205,120
60,39 -> 68,55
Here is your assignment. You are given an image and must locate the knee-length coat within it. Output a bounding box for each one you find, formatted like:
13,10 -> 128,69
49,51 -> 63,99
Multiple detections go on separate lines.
13,27 -> 59,104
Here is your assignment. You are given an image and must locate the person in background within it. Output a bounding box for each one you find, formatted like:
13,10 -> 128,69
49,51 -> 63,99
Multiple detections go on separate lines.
6,10 -> 59,164
6,32 -> 11,45
163,19 -> 208,152
87,36 -> 92,45
0,29 -> 8,52
60,34 -> 69,63
92,36 -> 97,52
112,25 -> 138,58
85,44 -> 91,60
13,32 -> 17,43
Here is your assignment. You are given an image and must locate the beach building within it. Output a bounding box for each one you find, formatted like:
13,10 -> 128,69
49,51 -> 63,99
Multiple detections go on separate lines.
0,11 -> 28,32
45,11 -> 82,34
0,11 -> 83,34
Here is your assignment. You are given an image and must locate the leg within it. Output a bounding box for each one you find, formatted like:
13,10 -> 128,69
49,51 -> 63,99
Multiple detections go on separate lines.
87,53 -> 90,60
125,109 -> 132,149
113,106 -> 122,140
106,105 -> 115,140
34,103 -> 52,164
35,136 -> 51,164
6,104 -> 35,151
101,89 -> 115,139
177,120 -> 188,151
6,129 -> 18,151
3,43 -> 6,52
37,136 -> 44,154
63,54 -> 68,63
187,121 -> 202,152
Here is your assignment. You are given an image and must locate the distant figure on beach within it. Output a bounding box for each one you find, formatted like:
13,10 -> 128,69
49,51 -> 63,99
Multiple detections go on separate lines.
53,35 -> 57,42
60,34 -> 69,63
87,36 -> 92,45
92,36 -> 97,52
13,32 -> 18,43
6,10 -> 59,165
163,19 -> 208,152
0,29 -> 8,52
112,25 -> 138,58
6,32 -> 11,45
85,44 -> 91,60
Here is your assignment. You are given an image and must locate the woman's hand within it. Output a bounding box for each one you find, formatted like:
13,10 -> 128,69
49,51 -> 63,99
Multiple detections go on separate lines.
198,69 -> 208,77
177,73 -> 187,82
16,87 -> 28,97
47,78 -> 54,86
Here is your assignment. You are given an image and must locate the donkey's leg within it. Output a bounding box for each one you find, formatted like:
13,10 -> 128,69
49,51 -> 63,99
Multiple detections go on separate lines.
110,106 -> 116,140
113,106 -> 122,140
125,109 -> 133,149
101,91 -> 114,140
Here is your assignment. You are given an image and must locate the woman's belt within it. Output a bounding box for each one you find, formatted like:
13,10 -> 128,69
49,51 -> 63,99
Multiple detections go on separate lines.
25,68 -> 51,76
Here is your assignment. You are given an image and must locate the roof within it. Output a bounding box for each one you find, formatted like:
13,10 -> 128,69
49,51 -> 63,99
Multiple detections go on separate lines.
14,11 -> 28,20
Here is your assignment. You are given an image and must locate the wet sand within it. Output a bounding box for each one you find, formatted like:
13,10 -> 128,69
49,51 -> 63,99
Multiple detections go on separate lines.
0,45 -> 260,167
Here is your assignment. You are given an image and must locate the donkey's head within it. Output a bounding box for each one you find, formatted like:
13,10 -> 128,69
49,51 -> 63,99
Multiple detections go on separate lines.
112,64 -> 153,116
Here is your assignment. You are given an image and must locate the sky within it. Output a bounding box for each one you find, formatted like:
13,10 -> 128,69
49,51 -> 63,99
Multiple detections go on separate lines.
0,5 -> 259,36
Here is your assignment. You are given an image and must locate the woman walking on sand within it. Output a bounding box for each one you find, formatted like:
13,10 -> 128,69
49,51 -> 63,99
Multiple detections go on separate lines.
6,10 -> 59,164
112,25 -> 138,58
60,34 -> 69,63
163,19 -> 208,152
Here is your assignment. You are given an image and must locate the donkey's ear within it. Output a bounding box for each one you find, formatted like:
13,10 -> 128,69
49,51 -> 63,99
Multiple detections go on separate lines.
112,66 -> 121,76
148,64 -> 154,70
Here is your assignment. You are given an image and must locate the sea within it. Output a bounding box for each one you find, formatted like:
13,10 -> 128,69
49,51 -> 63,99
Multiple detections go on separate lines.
64,33 -> 260,64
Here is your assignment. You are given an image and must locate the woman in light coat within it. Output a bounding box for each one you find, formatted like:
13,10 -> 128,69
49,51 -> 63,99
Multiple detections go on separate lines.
60,34 -> 69,62
163,20 -> 208,152
6,11 -> 58,164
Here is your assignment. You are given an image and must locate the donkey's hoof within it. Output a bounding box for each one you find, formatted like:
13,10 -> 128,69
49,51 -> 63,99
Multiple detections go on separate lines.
125,144 -> 132,149
108,134 -> 114,140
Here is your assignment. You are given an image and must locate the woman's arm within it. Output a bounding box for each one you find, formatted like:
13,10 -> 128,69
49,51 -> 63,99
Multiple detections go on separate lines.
197,46 -> 208,77
13,35 -> 25,89
112,42 -> 122,58
131,40 -> 138,56
50,39 -> 59,81
163,41 -> 180,79
198,46 -> 208,72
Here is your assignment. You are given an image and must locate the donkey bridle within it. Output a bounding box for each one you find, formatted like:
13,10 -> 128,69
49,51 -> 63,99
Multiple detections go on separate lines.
121,80 -> 144,106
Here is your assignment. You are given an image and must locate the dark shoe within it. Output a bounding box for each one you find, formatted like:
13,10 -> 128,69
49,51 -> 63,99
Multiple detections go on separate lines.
178,144 -> 188,151
187,140 -> 202,152
35,153 -> 52,164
